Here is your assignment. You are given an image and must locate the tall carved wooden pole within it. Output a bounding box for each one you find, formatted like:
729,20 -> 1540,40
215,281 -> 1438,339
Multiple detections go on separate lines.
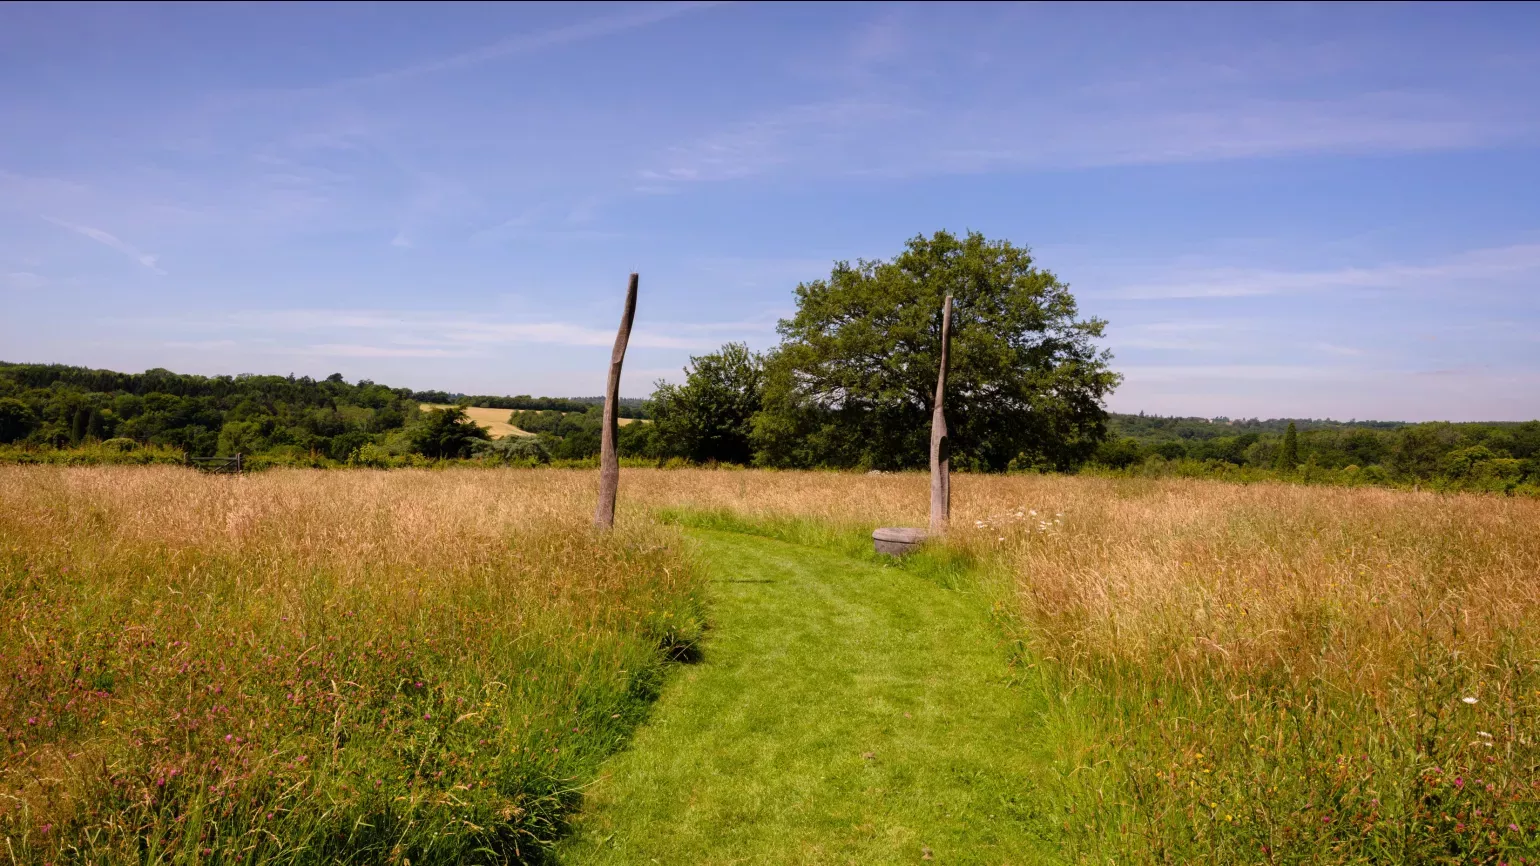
929,294 -> 953,535
594,273 -> 638,530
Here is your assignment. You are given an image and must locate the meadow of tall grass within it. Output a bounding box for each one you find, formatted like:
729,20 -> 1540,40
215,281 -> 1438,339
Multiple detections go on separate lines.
4,465 -> 1538,863
0,467 -> 703,864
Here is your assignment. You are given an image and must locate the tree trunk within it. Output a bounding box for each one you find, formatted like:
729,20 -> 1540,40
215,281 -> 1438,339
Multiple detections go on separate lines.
930,294 -> 952,535
594,273 -> 639,529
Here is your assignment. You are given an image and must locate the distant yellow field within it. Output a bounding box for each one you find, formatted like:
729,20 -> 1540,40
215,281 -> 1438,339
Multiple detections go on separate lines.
420,404 -> 648,438
420,404 -> 647,438
418,404 -> 534,438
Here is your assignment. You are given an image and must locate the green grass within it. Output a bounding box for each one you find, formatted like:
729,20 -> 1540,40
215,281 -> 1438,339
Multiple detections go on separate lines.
559,525 -> 1059,865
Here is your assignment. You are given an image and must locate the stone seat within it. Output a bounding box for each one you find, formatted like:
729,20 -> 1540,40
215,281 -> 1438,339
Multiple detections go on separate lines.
872,526 -> 929,556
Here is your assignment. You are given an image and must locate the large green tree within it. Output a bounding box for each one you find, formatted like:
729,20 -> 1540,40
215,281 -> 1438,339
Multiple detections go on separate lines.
650,343 -> 764,465
752,230 -> 1120,471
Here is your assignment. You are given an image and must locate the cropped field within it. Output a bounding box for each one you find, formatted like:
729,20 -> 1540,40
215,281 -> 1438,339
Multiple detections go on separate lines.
417,404 -> 535,439
416,405 -> 644,441
4,466 -> 1539,863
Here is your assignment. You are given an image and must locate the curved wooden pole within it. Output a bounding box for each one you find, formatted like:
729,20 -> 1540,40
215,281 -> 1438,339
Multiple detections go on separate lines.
929,294 -> 952,535
594,273 -> 638,529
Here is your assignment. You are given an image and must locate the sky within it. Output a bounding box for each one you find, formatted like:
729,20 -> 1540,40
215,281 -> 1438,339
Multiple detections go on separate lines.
2,2 -> 1538,421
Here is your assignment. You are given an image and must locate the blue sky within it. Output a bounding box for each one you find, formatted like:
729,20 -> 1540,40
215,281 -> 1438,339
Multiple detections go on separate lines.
2,2 -> 1538,420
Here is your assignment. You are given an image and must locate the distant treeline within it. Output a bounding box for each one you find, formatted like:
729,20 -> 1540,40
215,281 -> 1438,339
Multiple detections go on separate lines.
1111,413 -> 1407,437
1097,413 -> 1540,493
0,362 -> 643,468
3,360 -> 1537,493
409,391 -> 648,418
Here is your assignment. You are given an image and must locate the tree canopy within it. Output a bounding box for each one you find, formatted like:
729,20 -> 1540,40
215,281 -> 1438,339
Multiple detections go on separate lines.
751,230 -> 1120,471
649,343 -> 764,465
411,407 -> 490,459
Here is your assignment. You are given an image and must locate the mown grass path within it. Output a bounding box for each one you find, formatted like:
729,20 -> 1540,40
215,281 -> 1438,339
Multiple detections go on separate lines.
560,528 -> 1055,865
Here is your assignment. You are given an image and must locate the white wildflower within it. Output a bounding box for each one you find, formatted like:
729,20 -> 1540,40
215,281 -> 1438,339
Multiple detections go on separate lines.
1462,696 -> 1479,705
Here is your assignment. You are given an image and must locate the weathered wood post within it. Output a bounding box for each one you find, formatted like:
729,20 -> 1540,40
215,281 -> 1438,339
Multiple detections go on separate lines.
874,293 -> 954,555
594,273 -> 638,530
929,294 -> 953,535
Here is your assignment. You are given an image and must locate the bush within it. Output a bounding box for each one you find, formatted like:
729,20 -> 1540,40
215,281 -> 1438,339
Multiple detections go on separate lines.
349,443 -> 408,469
0,443 -> 184,467
474,437 -> 550,466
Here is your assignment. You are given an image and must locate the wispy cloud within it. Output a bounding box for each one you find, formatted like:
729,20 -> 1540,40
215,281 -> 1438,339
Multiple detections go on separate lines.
4,272 -> 47,291
641,88 -> 1532,186
1104,242 -> 1540,299
44,217 -> 166,274
1111,319 -> 1259,350
1111,364 -> 1540,422
139,307 -> 775,353
1313,342 -> 1370,357
639,100 -> 915,187
165,340 -> 238,351
307,2 -> 722,93
936,94 -> 1527,173
1121,364 -> 1355,383
292,344 -> 478,359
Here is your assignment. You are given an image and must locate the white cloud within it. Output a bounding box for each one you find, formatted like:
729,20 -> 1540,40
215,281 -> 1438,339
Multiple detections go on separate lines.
1110,319 -> 1258,350
43,217 -> 166,274
165,340 -> 239,350
1313,342 -> 1370,357
293,344 -> 477,359
641,94 -> 1531,186
139,308 -> 774,353
4,271 -> 46,291
1120,364 -> 1350,383
1103,242 -> 1540,299
639,100 -> 916,186
304,1 -> 722,93
1111,365 -> 1540,422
